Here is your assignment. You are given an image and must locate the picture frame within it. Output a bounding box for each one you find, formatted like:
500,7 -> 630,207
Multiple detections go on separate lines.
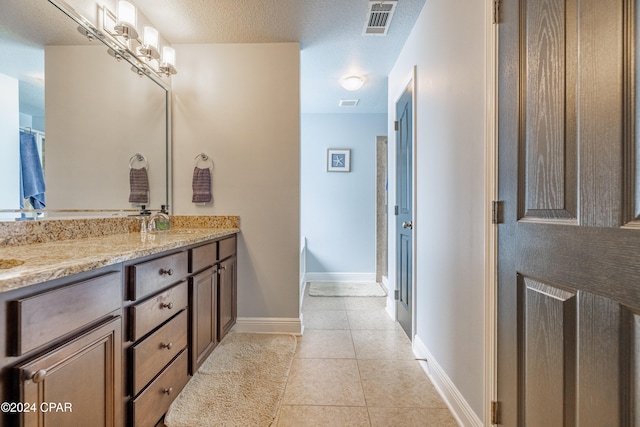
327,149 -> 351,172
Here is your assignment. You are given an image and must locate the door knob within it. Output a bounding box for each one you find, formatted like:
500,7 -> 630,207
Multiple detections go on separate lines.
402,221 -> 413,229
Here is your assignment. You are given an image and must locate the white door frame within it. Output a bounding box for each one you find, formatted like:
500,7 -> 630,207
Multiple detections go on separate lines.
484,0 -> 498,425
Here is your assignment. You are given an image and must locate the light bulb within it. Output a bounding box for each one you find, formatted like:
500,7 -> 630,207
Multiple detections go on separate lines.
162,46 -> 176,67
117,1 -> 136,27
143,26 -> 158,50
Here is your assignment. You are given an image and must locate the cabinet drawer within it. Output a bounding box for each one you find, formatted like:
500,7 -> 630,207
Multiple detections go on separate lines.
10,271 -> 121,356
129,281 -> 188,341
129,251 -> 188,301
131,310 -> 187,396
190,241 -> 217,273
219,235 -> 236,260
131,349 -> 189,427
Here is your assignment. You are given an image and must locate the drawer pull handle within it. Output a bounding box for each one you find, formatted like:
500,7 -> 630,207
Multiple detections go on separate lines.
163,387 -> 173,395
160,342 -> 174,350
30,369 -> 47,383
159,268 -> 174,276
160,302 -> 174,310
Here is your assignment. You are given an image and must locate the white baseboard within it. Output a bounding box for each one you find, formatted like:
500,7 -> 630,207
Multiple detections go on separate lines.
413,336 -> 482,427
304,272 -> 376,282
232,317 -> 303,335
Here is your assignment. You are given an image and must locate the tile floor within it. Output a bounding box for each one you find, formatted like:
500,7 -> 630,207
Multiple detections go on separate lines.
274,289 -> 459,426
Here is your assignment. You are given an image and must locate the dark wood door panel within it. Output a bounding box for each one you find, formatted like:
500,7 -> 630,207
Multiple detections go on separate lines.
520,276 -> 576,427
518,276 -> 637,426
521,0 -> 577,221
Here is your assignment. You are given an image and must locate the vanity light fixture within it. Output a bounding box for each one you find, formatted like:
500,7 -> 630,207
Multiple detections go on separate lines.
159,46 -> 177,76
102,1 -> 177,78
139,26 -> 160,60
114,1 -> 138,41
341,75 -> 364,91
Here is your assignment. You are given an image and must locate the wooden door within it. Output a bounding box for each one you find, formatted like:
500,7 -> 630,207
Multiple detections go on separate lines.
497,0 -> 640,425
396,84 -> 413,338
218,256 -> 237,341
189,267 -> 217,374
14,317 -> 122,427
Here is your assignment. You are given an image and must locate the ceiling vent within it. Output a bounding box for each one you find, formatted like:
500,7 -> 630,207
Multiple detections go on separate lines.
339,99 -> 360,107
364,0 -> 398,36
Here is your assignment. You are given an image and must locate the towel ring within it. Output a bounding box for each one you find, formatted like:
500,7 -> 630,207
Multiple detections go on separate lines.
194,153 -> 214,170
129,153 -> 148,169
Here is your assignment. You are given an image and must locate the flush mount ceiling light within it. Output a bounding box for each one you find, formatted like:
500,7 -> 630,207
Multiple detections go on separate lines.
341,76 -> 364,91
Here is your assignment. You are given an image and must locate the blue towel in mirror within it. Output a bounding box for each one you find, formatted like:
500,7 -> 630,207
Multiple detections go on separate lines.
20,131 -> 46,209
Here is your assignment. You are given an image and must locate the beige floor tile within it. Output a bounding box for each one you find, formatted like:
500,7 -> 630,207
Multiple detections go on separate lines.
351,329 -> 415,360
303,310 -> 350,330
347,309 -> 400,330
276,405 -> 370,427
358,359 -> 447,408
303,295 -> 348,311
368,407 -> 459,427
296,330 -> 355,359
344,296 -> 388,311
282,358 -> 366,406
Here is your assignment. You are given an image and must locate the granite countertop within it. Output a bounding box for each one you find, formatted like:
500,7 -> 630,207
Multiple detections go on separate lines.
0,227 -> 239,294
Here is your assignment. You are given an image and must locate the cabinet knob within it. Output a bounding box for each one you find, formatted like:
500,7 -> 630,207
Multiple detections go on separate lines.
29,369 -> 47,383
160,302 -> 174,309
160,342 -> 173,350
163,387 -> 173,395
159,268 -> 174,276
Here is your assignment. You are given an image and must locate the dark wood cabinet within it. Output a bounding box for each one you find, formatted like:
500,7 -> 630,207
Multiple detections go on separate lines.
13,317 -> 122,427
218,255 -> 237,341
0,232 -> 238,427
126,251 -> 189,426
188,235 -> 237,373
189,267 -> 217,374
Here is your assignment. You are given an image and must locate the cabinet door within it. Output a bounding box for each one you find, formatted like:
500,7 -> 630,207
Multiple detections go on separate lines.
218,257 -> 237,341
189,267 -> 217,374
14,317 -> 122,427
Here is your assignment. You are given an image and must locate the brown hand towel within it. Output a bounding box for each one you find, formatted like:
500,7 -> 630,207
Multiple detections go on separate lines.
129,167 -> 149,204
192,167 -> 212,203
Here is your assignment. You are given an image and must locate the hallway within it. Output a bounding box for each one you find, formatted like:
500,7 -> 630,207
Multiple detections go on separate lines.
274,288 -> 458,426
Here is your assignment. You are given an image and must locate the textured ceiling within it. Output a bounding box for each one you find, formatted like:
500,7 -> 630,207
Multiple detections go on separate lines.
133,0 -> 426,114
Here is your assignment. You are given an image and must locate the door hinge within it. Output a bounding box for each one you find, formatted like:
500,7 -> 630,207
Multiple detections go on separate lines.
491,200 -> 504,224
493,0 -> 500,24
394,205 -> 399,216
394,289 -> 399,300
491,400 -> 501,425
394,120 -> 399,131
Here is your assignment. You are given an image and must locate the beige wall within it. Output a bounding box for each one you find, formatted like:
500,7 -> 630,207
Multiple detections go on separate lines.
171,43 -> 301,325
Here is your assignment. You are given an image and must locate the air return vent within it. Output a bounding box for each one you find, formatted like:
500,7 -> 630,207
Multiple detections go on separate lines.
339,99 -> 360,107
364,0 -> 398,35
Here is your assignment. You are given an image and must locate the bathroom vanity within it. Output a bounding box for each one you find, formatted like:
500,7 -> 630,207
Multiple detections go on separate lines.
0,221 -> 239,427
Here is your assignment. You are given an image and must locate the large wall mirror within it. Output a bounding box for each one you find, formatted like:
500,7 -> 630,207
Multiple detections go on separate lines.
0,0 -> 170,221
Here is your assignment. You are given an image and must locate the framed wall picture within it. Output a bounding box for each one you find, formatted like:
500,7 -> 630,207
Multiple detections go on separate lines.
327,149 -> 351,172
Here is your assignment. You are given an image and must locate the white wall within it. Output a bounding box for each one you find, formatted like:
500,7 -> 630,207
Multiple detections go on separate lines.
0,73 -> 20,216
388,0 -> 486,421
172,43 -> 301,325
301,113 -> 386,279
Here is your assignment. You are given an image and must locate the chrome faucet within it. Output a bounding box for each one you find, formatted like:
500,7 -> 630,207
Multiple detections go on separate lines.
147,211 -> 171,232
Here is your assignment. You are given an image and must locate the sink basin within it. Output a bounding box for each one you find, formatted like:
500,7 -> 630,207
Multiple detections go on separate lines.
0,259 -> 25,269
